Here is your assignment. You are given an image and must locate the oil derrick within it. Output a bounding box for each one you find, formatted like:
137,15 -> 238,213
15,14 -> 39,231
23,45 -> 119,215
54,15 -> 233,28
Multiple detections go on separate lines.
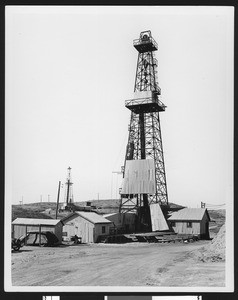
120,31 -> 168,232
65,166 -> 74,207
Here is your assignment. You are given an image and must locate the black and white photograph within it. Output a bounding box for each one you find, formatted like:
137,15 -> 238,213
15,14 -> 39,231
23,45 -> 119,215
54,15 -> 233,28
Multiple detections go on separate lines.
5,5 -> 234,292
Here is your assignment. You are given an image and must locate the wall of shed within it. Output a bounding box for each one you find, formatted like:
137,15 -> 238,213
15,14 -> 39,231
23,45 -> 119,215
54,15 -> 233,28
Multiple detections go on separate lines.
200,214 -> 210,238
63,217 -> 94,243
54,223 -> 63,243
94,223 -> 111,241
171,221 -> 201,235
63,216 -> 110,243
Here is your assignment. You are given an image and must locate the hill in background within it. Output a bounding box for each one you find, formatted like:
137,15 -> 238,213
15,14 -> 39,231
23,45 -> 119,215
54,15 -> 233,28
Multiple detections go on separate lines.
12,200 -> 120,221
12,199 -> 184,220
12,203 -> 55,221
207,209 -> 226,234
12,200 -> 226,234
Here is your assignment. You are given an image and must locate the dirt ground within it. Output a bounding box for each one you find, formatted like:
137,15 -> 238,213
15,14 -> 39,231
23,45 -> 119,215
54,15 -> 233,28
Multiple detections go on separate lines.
11,240 -> 225,287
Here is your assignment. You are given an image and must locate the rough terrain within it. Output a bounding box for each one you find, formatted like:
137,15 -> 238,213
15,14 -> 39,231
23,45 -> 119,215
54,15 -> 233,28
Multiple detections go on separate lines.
12,239 -> 225,287
11,203 -> 226,287
196,224 -> 225,262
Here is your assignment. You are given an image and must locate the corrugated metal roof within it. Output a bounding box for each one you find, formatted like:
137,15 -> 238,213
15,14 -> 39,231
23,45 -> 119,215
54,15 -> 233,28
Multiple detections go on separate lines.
168,208 -> 210,221
61,212 -> 112,224
12,218 -> 61,226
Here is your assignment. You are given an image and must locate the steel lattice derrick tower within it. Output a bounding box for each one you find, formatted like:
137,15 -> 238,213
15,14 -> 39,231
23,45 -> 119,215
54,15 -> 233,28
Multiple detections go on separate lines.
120,31 -> 168,232
64,166 -> 74,205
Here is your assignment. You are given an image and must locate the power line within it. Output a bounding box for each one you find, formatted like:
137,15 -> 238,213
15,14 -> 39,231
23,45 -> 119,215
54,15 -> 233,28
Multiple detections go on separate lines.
206,204 -> 226,206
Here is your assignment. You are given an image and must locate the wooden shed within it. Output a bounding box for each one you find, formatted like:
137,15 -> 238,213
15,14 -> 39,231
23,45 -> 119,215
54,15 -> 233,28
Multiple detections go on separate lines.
61,211 -> 112,243
12,218 -> 63,243
168,208 -> 210,239
103,212 -> 136,233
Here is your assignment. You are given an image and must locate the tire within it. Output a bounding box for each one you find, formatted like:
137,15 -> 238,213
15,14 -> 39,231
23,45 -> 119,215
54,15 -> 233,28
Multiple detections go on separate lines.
12,246 -> 20,251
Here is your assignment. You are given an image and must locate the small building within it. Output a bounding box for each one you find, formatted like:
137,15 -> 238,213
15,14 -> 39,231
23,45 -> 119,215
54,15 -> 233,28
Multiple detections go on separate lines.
168,208 -> 210,239
12,218 -> 63,243
103,212 -> 136,233
61,211 -> 112,243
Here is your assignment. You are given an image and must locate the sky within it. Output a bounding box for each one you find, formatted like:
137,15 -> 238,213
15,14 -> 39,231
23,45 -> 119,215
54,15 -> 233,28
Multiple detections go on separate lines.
5,6 -> 234,208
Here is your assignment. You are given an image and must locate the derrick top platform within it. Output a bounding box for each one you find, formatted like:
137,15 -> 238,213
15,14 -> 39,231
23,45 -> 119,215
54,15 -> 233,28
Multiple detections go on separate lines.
133,30 -> 158,53
125,91 -> 166,114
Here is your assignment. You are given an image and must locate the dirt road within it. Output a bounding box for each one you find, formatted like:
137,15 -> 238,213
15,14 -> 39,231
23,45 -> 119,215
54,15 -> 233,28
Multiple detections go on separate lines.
11,241 -> 225,286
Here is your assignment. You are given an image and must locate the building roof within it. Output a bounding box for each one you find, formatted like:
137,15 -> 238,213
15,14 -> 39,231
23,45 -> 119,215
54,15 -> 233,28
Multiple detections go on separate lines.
103,213 -> 119,218
12,218 -> 61,226
168,208 -> 210,221
61,211 -> 112,225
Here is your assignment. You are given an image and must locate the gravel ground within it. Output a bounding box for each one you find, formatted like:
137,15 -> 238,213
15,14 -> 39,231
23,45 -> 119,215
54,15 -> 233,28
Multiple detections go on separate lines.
194,224 -> 225,263
11,239 -> 225,287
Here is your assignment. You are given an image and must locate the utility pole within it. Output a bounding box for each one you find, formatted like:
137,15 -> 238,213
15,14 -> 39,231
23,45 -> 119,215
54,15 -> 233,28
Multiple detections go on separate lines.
56,181 -> 61,219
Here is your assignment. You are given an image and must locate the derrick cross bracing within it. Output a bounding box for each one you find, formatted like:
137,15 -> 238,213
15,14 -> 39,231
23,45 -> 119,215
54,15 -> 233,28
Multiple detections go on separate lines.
120,30 -> 168,232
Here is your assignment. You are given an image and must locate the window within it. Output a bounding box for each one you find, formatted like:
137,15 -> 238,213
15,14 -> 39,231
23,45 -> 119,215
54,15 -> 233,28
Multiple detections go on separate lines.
102,226 -> 106,234
187,222 -> 192,228
171,221 -> 176,227
62,232 -> 67,236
